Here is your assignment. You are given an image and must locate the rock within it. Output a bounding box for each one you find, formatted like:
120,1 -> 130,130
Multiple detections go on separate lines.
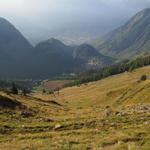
110,123 -> 116,127
144,121 -> 149,125
38,118 -> 54,122
22,125 -> 25,128
103,106 -> 113,117
45,118 -> 53,122
20,111 -> 33,118
118,140 -> 124,145
116,111 -> 127,116
54,124 -> 63,130
38,118 -> 43,122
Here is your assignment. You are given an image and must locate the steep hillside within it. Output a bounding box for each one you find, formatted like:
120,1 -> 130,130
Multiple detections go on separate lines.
0,18 -> 32,59
0,18 -> 33,78
73,44 -> 114,69
94,8 -> 150,59
0,18 -> 33,59
33,65 -> 150,149
30,38 -> 77,78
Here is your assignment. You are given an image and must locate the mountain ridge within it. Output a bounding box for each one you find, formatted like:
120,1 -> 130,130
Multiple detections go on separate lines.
0,16 -> 114,79
93,8 -> 150,59
1,8 -> 150,78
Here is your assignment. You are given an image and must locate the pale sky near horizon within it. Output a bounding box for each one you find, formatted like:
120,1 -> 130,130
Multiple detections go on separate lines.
0,0 -> 150,44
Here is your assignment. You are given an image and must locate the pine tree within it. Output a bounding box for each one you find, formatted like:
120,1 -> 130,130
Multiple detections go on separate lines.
11,83 -> 18,94
22,89 -> 26,96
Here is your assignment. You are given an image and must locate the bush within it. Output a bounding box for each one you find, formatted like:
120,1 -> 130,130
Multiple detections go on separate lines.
42,89 -> 46,93
49,90 -> 54,95
22,89 -> 27,96
140,75 -> 147,81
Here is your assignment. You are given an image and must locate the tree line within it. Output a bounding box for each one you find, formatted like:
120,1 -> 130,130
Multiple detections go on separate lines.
65,55 -> 150,87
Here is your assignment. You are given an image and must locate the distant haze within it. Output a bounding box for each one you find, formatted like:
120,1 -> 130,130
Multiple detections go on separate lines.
0,0 -> 150,45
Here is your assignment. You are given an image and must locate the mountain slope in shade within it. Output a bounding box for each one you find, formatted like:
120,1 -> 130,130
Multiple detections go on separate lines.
0,17 -> 33,59
0,18 -> 114,79
73,44 -> 114,69
30,41 -> 114,78
94,8 -> 150,59
0,18 -> 33,78
30,38 -> 76,78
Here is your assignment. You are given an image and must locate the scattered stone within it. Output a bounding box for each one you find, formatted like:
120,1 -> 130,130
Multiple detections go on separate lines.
127,104 -> 150,113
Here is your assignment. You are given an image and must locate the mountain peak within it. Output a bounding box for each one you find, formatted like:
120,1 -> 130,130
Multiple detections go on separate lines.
140,8 -> 150,14
46,38 -> 65,45
0,17 -> 9,23
0,17 -> 32,57
74,43 -> 100,57
78,43 -> 95,49
132,8 -> 150,21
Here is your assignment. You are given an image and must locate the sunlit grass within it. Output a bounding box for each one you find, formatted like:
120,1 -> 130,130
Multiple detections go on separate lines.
0,66 -> 150,149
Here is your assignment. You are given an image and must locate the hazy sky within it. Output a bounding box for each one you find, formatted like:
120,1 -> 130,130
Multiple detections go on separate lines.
0,0 -> 150,44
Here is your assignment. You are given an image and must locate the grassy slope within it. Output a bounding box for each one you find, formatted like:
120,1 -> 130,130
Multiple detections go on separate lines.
36,66 -> 150,108
0,66 -> 150,149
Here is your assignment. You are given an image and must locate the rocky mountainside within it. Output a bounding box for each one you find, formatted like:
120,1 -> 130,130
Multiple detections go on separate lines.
94,8 -> 150,59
